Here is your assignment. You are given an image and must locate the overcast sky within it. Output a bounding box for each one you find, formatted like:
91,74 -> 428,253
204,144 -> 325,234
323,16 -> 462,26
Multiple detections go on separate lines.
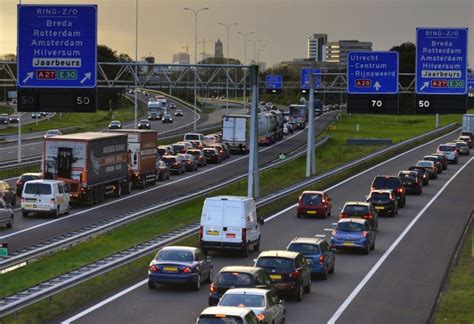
1,0 -> 473,67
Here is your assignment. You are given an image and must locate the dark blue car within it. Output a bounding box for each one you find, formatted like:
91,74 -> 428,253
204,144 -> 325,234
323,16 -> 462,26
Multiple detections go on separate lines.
286,236 -> 335,279
148,246 -> 213,290
330,219 -> 376,255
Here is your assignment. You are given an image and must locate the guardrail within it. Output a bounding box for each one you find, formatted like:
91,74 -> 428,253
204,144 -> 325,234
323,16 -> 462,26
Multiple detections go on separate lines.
0,156 -> 42,171
0,123 -> 459,317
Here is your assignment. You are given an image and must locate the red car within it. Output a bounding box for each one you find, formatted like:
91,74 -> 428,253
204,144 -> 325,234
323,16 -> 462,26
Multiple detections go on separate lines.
296,191 -> 332,218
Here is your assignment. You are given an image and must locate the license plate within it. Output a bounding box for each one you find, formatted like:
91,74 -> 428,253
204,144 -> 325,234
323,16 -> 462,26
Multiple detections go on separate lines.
226,233 -> 236,238
343,242 -> 354,246
207,230 -> 219,236
307,211 -> 317,214
270,274 -> 281,280
375,206 -> 384,210
163,267 -> 178,272
24,203 -> 33,208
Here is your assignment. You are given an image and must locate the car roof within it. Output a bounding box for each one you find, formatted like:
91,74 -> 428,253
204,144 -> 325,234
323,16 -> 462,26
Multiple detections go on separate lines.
289,237 -> 325,245
47,132 -> 125,141
23,179 -> 63,184
257,250 -> 300,259
301,190 -> 325,195
219,266 -> 262,274
200,306 -> 253,317
338,218 -> 367,225
20,172 -> 42,177
160,246 -> 197,252
369,189 -> 393,194
374,175 -> 398,179
344,201 -> 370,206
417,160 -> 434,164
223,288 -> 269,296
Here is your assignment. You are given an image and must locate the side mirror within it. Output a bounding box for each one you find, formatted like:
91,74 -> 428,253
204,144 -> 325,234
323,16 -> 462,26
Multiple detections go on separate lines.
331,223 -> 337,228
258,218 -> 265,225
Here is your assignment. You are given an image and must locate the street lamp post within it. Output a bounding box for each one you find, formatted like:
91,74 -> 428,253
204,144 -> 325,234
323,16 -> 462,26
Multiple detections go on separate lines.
184,7 -> 209,131
134,0 -> 138,129
248,39 -> 262,63
218,22 -> 238,114
238,31 -> 254,114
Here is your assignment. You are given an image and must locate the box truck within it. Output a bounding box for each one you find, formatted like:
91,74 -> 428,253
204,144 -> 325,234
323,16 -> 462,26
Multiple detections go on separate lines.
462,114 -> 474,138
42,132 -> 132,205
109,129 -> 158,188
222,115 -> 251,153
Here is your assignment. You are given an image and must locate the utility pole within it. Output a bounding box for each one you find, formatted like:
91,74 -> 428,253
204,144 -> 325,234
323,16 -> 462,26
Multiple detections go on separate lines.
238,31 -> 254,114
198,38 -> 207,62
218,22 -> 239,114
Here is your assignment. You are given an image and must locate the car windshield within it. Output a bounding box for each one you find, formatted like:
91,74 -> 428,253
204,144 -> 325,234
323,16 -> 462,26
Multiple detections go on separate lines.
399,174 -> 416,181
155,249 -> 194,262
439,145 -> 455,151
456,142 -> 467,148
203,150 -> 215,155
372,177 -> 400,189
370,192 -> 390,200
301,194 -> 322,205
185,135 -> 200,140
24,183 -> 51,195
216,272 -> 253,286
197,316 -> 243,324
342,205 -> 369,215
20,175 -> 40,182
336,222 -> 365,232
416,161 -> 433,167
256,257 -> 294,270
219,294 -> 265,308
287,243 -> 320,255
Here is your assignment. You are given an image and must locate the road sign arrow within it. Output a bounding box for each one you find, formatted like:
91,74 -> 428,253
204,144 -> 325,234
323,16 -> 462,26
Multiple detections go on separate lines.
80,72 -> 92,84
22,72 -> 33,84
420,81 -> 429,91
374,81 -> 381,91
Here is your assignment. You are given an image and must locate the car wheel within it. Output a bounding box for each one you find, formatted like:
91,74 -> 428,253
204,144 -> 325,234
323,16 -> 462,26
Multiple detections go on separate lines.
206,268 -> 213,283
53,207 -> 60,218
295,283 -> 304,301
363,245 -> 370,255
148,280 -> 156,289
253,238 -> 260,252
6,215 -> 13,228
370,241 -> 375,250
304,278 -> 312,293
194,274 -> 201,291
297,213 -> 301,218
116,182 -> 122,197
329,263 -> 335,274
321,267 -> 328,280
242,243 -> 250,257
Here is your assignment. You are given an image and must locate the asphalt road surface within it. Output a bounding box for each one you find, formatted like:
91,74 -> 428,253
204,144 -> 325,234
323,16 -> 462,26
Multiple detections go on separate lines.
59,130 -> 473,324
0,113 -> 336,253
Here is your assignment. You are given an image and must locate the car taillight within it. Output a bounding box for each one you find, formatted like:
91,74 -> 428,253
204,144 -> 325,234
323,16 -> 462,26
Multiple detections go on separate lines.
340,213 -> 348,218
199,226 -> 203,240
242,228 -> 247,242
322,198 -> 327,204
423,174 -> 427,178
397,188 -> 403,193
209,283 -> 217,293
319,255 -> 324,264
331,230 -> 336,236
289,270 -> 300,279
256,314 -> 265,321
16,180 -> 22,186
183,267 -> 192,273
362,231 -> 369,238
363,213 -> 373,220
49,198 -> 55,204
149,264 -> 159,272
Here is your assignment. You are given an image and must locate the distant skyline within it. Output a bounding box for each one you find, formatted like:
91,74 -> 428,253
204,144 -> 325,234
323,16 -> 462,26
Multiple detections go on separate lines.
1,0 -> 473,67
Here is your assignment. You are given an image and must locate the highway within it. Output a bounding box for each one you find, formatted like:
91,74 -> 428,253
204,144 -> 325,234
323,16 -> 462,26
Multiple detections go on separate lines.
0,113 -> 336,253
59,131 -> 473,324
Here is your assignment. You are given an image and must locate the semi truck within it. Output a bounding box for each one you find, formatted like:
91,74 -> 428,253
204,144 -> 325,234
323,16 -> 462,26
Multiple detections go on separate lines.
42,132 -> 132,205
257,112 -> 277,145
148,99 -> 162,120
289,104 -> 308,129
222,115 -> 251,153
269,109 -> 284,141
109,129 -> 158,188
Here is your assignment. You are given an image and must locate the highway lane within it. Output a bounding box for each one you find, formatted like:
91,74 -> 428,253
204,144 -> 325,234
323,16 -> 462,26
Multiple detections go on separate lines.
335,158 -> 473,324
0,113 -> 336,252
60,130 -> 471,324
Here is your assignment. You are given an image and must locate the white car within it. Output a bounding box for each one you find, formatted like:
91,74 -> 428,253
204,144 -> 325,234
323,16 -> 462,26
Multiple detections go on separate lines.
196,306 -> 259,324
21,180 -> 70,217
0,198 -> 14,228
436,143 -> 459,164
44,129 -> 62,138
218,288 -> 286,324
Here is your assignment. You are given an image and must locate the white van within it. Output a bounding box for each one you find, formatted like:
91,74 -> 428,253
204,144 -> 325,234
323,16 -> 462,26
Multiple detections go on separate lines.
21,180 -> 70,217
196,306 -> 259,324
184,133 -> 205,148
199,196 -> 263,256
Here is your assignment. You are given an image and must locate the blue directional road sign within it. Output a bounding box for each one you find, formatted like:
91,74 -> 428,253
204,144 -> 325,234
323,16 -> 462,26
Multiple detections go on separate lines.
416,28 -> 468,95
266,75 -> 283,89
468,73 -> 474,92
347,51 -> 398,95
17,5 -> 97,88
300,69 -> 321,89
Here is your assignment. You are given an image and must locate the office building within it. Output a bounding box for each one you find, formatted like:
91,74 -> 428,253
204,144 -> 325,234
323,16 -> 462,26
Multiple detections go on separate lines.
307,34 -> 327,61
324,40 -> 372,64
172,52 -> 190,65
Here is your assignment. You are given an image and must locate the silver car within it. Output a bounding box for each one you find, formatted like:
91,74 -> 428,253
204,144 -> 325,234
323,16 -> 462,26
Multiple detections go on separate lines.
0,198 -> 14,228
218,288 -> 286,324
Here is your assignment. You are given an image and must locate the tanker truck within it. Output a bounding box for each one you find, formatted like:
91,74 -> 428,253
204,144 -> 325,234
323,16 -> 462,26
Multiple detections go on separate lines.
257,112 -> 277,145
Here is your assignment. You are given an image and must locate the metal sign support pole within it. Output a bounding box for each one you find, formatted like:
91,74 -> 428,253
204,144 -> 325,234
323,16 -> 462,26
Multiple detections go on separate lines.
248,65 -> 259,198
306,73 -> 316,177
17,112 -> 22,163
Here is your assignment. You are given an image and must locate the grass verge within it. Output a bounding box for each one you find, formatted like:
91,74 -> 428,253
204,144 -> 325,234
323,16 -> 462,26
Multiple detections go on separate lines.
0,164 -> 40,181
0,112 -> 464,323
0,105 -> 13,115
433,220 -> 474,323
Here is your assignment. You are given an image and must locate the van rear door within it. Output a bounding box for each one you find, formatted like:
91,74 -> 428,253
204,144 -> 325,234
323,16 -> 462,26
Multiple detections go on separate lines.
222,200 -> 243,243
202,200 -> 224,243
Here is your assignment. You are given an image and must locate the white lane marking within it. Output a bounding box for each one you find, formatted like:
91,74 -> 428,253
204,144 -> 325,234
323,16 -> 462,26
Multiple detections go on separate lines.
61,279 -> 148,324
61,130 -> 463,322
0,124 -> 308,240
327,157 -> 473,324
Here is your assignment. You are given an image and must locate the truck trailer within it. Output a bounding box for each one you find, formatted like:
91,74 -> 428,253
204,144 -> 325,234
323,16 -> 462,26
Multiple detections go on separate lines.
289,104 -> 308,129
109,129 -> 158,188
222,115 -> 251,153
462,114 -> 474,138
42,132 -> 132,205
